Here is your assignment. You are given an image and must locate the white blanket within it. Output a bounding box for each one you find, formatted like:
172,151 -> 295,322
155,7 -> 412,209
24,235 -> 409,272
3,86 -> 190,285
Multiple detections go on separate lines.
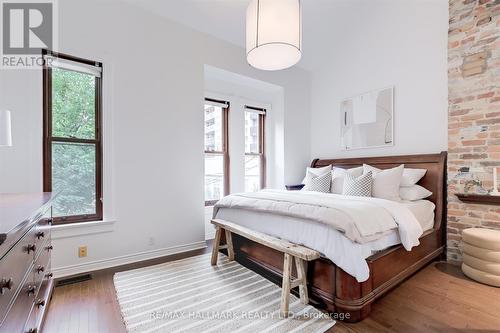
214,207 -> 400,282
214,190 -> 423,251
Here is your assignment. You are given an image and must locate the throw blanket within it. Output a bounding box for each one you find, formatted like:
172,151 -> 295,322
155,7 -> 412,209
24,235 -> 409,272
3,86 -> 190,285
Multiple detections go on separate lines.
214,190 -> 423,250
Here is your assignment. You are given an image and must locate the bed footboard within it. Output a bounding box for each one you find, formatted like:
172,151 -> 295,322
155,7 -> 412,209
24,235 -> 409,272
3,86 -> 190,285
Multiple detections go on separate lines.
227,229 -> 444,323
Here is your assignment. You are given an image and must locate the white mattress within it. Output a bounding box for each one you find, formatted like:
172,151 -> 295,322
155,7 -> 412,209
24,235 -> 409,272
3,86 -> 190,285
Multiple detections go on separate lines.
214,199 -> 435,283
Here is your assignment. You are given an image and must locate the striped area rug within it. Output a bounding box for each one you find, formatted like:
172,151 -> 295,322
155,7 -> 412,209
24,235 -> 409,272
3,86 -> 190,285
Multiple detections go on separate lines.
114,253 -> 335,333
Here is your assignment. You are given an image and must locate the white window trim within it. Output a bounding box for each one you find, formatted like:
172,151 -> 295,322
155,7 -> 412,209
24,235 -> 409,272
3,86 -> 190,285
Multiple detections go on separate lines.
51,220 -> 115,240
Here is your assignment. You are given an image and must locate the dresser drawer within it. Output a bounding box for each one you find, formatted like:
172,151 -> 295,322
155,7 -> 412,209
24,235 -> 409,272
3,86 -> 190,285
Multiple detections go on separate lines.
23,264 -> 52,333
34,232 -> 51,264
35,269 -> 51,315
33,270 -> 52,333
33,213 -> 52,261
0,271 -> 36,333
0,227 -> 37,325
33,245 -> 50,293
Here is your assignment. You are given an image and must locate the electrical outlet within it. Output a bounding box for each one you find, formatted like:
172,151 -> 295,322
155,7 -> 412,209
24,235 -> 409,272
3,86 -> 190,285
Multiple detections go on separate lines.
78,246 -> 87,258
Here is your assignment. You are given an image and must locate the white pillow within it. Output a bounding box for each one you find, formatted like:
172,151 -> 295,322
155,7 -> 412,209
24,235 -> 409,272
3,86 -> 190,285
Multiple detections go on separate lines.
331,166 -> 364,194
301,165 -> 331,184
363,164 -> 404,201
302,171 -> 332,193
400,185 -> 432,201
347,166 -> 364,177
401,168 -> 427,187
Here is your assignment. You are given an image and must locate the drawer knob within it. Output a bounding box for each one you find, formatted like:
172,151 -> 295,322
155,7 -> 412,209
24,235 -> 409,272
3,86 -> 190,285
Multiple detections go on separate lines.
36,299 -> 46,308
27,285 -> 36,296
46,245 -> 53,251
26,243 -> 36,254
46,272 -> 53,279
36,265 -> 45,274
0,278 -> 13,294
26,328 -> 37,333
48,218 -> 53,225
36,231 -> 45,239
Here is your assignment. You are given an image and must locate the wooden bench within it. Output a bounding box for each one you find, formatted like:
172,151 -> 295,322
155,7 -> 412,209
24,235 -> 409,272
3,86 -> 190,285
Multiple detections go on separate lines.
210,219 -> 320,317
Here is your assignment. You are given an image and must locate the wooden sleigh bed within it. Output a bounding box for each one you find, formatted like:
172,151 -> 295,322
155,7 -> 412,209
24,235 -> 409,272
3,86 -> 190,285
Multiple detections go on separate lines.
218,152 -> 447,323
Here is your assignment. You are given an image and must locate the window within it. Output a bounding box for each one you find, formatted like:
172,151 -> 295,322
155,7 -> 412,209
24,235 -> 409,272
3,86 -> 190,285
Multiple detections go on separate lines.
204,99 -> 229,206
244,106 -> 266,192
42,50 -> 103,224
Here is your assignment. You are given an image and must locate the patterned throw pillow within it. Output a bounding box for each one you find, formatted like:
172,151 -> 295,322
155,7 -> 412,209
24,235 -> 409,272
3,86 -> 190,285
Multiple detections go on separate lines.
303,171 -> 332,193
342,171 -> 373,197
331,166 -> 364,194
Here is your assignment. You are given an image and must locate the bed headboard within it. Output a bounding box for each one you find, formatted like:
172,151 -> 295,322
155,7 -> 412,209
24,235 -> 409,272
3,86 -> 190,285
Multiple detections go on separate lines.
311,151 -> 447,230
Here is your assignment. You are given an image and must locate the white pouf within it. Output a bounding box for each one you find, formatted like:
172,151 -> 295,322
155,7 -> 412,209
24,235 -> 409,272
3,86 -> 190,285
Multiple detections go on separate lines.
462,228 -> 500,287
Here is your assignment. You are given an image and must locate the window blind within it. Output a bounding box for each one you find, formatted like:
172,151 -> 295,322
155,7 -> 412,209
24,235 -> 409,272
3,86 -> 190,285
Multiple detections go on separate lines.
244,105 -> 266,115
205,99 -> 229,108
44,55 -> 102,77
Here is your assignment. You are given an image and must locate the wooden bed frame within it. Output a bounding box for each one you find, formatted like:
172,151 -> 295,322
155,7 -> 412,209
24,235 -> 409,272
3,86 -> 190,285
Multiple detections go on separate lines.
222,152 -> 447,323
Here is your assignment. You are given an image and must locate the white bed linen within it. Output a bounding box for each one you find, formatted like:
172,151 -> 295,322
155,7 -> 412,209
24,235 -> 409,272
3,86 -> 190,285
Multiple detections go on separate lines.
213,200 -> 435,283
214,190 -> 423,249
402,200 -> 435,231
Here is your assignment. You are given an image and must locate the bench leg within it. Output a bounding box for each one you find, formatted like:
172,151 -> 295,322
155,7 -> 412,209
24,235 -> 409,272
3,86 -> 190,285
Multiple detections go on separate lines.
280,253 -> 292,317
211,226 -> 222,266
295,258 -> 309,304
225,229 -> 235,261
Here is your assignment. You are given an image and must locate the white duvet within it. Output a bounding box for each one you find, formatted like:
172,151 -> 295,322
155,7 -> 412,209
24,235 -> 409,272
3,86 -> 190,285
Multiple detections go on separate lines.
213,190 -> 426,282
214,189 -> 423,250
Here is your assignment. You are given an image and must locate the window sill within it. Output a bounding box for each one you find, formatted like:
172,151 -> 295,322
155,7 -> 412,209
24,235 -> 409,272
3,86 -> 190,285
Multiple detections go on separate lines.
51,220 -> 116,240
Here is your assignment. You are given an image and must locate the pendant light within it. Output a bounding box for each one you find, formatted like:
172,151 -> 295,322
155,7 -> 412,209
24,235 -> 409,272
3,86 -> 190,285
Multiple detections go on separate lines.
246,0 -> 302,71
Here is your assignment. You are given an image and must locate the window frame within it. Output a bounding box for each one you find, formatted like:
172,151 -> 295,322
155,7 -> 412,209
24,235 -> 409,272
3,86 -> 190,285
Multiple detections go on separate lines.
42,49 -> 103,225
244,106 -> 266,191
204,98 -> 230,206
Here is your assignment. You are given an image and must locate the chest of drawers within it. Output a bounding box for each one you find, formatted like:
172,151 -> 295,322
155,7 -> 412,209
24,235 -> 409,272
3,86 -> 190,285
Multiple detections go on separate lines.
0,193 -> 56,333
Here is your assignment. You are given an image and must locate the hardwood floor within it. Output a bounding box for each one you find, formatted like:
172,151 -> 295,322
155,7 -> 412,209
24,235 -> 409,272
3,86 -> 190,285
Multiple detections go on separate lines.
43,243 -> 500,333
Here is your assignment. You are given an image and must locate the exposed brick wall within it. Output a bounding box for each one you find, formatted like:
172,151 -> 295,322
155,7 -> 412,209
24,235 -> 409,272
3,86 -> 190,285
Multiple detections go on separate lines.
448,0 -> 500,263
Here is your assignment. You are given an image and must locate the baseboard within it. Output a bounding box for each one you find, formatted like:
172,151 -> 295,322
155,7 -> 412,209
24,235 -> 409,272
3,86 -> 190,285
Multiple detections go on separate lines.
52,241 -> 207,278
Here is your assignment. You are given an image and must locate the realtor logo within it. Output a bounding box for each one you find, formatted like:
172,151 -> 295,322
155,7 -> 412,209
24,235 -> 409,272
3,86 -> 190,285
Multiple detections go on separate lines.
1,0 -> 57,69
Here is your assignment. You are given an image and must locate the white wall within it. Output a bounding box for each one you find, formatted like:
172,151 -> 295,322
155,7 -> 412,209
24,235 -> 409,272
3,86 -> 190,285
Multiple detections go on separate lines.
0,0 -> 311,276
310,0 -> 448,160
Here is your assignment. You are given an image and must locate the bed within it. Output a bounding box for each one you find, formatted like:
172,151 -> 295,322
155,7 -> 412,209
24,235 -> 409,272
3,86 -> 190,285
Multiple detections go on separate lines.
214,152 -> 447,322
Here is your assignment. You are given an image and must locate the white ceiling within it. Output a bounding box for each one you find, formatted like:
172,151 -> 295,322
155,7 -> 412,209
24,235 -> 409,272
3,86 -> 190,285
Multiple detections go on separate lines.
120,0 -> 356,71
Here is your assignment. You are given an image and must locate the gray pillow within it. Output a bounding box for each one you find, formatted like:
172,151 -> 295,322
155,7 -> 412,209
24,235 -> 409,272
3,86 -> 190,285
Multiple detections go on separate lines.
342,171 -> 373,197
303,170 -> 331,193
